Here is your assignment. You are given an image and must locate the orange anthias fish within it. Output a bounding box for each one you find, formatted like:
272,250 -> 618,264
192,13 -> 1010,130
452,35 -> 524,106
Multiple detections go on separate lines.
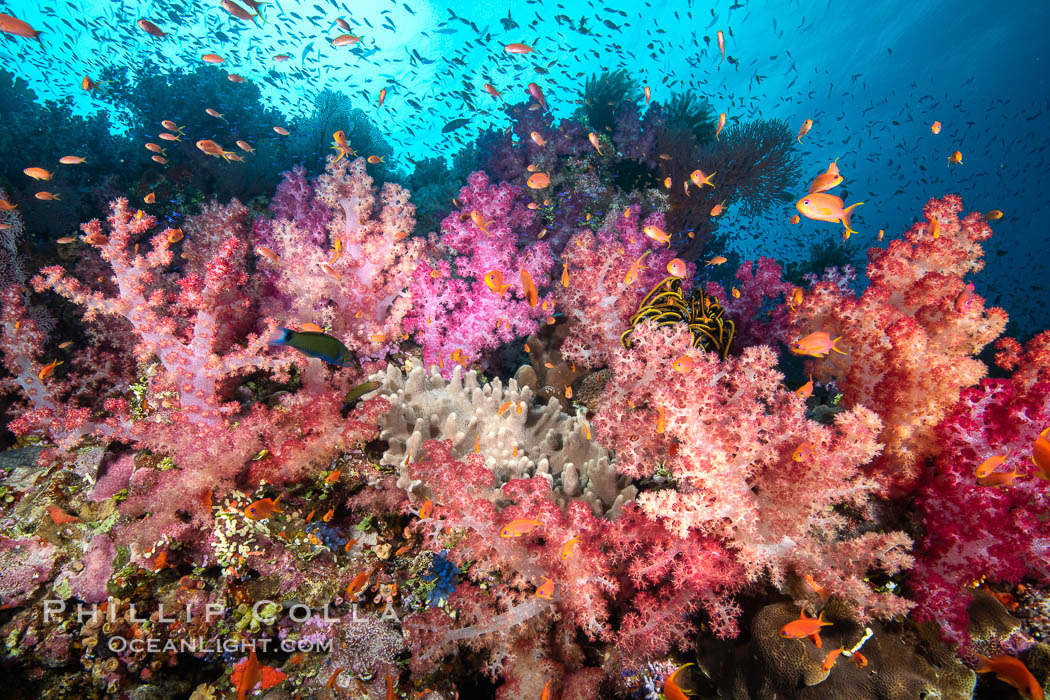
38,359 -> 63,379
796,193 -> 863,234
205,107 -> 227,121
588,132 -> 603,155
527,172 -> 550,189
643,224 -> 671,246
822,646 -> 844,672
59,155 -> 85,165
499,518 -> 540,538
623,250 -> 651,285
948,150 -> 963,165
541,679 -> 551,700
789,214 -> 801,224
535,577 -> 555,599
663,663 -> 694,700
644,85 -> 651,104
931,120 -> 942,134
690,169 -> 716,188
236,648 -> 261,700
243,495 -> 283,520
1032,427 -> 1050,480
273,126 -> 290,136
808,158 -> 842,193
196,140 -> 237,162
520,266 -> 539,307
23,167 -> 52,180
483,83 -> 502,101
667,258 -> 687,278
378,88 -> 386,107
136,19 -> 166,39
779,609 -> 833,648
792,442 -> 813,462
975,455 -> 1008,479
976,655 -> 1043,700
985,210 -> 1004,221
331,130 -> 354,162
797,118 -> 813,143
796,377 -> 814,400
202,53 -> 225,64
709,200 -> 727,217
705,256 -> 727,266
790,331 -> 846,358
470,210 -> 491,235
332,33 -> 362,46
715,112 -> 726,141
979,468 -> 1020,488
504,42 -> 534,54
716,29 -> 725,61
345,569 -> 371,599
1,12 -> 45,46
530,131 -> 546,147
528,82 -> 546,109
561,536 -> 579,560
484,270 -> 510,298
418,498 -> 433,520
955,283 -> 976,313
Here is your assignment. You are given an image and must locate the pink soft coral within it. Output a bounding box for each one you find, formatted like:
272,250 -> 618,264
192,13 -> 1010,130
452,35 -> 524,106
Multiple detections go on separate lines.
913,331 -> 1050,644
404,171 -> 553,374
595,322 -> 913,627
705,256 -> 795,349
256,157 -> 423,362
554,206 -> 682,368
788,194 -> 1008,492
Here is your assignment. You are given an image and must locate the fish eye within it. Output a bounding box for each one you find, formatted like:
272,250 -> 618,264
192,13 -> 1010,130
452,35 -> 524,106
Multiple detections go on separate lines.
803,199 -> 810,205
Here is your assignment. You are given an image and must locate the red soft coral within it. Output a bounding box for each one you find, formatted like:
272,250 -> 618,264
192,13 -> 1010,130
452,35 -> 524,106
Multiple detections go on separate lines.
788,194 -> 1008,492
913,331 -> 1050,645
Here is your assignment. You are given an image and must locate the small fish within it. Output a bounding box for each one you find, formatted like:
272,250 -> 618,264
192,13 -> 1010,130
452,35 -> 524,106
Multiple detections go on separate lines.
643,224 -> 671,246
796,193 -> 863,235
59,156 -> 86,164
483,83 -> 503,101
144,192 -> 155,204
535,577 -> 554,599
821,646 -> 844,672
709,200 -> 727,217
673,355 -> 694,373
324,469 -> 341,485
499,518 -> 540,538
792,442 -> 813,462
269,328 -> 352,366
202,53 -> 225,64
808,158 -> 842,194
322,508 -> 334,522
715,112 -> 726,141
667,258 -> 687,278
273,126 -> 290,136
979,468 -> 1020,488
196,140 -> 237,161
985,210 -> 1003,221
367,155 -> 385,164
878,229 -> 885,241
256,246 -> 279,263
528,82 -> 546,109
664,176 -> 672,188
955,283 -> 976,313
23,167 -> 52,180
624,250 -> 651,285
931,120 -> 942,134
418,499 -> 433,520
152,155 -> 167,165
520,267 -> 539,306
0,12 -> 44,46
345,569 -> 370,598
588,132 -> 603,155
716,29 -> 726,61
690,169 -> 716,189
227,74 -> 246,83
975,655 -> 1043,700
656,406 -> 665,433
542,679 -> 551,700
527,172 -> 550,189
731,287 -> 741,299
778,609 -> 833,647
561,536 -> 578,560
790,332 -> 846,358
705,256 -> 727,266
161,120 -> 183,133
243,495 -> 283,520
484,270 -> 510,298
928,216 -> 940,239
797,118 -> 813,143
34,191 -> 60,200
644,85 -> 651,104
205,108 -> 226,121
136,19 -> 166,39
273,54 -> 289,61
796,377 -> 814,400
343,380 -> 380,408
378,88 -> 387,107
145,142 -> 165,154
948,150 -> 963,165
331,34 -> 362,47
158,131 -> 181,142
442,117 -> 471,133
504,42 -> 534,54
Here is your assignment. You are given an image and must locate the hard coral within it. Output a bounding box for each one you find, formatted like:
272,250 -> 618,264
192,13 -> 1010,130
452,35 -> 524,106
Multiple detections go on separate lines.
789,194 -> 1008,493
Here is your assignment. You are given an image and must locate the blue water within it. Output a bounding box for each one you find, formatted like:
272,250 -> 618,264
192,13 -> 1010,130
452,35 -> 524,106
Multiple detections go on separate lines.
1,0 -> 1048,337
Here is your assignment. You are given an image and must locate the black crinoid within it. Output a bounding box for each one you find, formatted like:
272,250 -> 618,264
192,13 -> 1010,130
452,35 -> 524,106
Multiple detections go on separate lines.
621,276 -> 735,359
580,69 -> 636,134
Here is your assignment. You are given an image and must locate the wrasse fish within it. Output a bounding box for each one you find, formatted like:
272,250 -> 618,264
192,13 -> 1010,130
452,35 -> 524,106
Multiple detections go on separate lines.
779,609 -> 833,648
499,518 -> 540,538
798,118 -> 813,143
269,327 -> 352,367
244,495 -> 283,521
790,331 -> 846,358
796,193 -> 863,235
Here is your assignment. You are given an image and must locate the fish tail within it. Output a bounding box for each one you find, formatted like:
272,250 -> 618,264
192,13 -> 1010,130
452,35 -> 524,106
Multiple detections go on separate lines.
831,336 -> 847,355
841,201 -> 864,233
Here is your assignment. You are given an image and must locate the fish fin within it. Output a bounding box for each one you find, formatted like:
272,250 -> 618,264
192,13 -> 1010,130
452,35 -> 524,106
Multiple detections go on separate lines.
841,201 -> 864,233
831,336 -> 847,355
809,632 -> 823,648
